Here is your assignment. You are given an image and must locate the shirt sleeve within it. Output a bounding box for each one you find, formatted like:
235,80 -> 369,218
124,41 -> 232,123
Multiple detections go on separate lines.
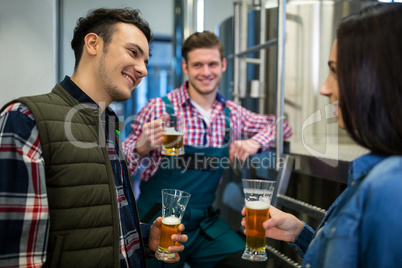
359,162 -> 402,268
139,223 -> 156,258
122,98 -> 165,180
0,102 -> 48,267
228,102 -> 293,151
287,221 -> 315,257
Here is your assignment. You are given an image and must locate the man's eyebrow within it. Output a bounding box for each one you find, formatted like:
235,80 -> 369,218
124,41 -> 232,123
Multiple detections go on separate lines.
128,43 -> 144,55
129,43 -> 149,65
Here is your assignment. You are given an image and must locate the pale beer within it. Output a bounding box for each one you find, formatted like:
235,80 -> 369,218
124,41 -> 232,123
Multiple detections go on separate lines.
158,216 -> 181,252
162,127 -> 184,155
245,201 -> 270,251
156,189 -> 190,261
163,133 -> 183,150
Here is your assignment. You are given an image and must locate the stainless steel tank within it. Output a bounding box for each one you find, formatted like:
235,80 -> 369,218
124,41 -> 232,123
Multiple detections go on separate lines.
218,0 -> 376,165
284,0 -> 375,164
215,0 -> 376,249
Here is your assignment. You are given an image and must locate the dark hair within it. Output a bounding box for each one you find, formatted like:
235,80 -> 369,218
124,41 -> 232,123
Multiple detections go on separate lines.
181,31 -> 224,62
336,3 -> 402,155
71,8 -> 152,70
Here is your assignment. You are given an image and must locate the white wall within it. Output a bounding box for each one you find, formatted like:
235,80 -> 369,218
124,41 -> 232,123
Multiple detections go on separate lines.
0,0 -> 56,107
0,0 -> 234,107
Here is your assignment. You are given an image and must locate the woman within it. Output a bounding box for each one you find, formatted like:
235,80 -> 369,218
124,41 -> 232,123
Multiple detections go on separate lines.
241,3 -> 402,267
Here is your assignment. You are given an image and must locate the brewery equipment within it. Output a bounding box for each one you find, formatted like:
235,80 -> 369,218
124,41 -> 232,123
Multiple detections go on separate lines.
216,1 -> 376,266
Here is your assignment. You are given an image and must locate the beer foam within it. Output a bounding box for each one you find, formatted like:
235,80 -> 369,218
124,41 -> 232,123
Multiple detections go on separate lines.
164,127 -> 181,135
162,215 -> 181,225
246,200 -> 270,210
243,189 -> 272,195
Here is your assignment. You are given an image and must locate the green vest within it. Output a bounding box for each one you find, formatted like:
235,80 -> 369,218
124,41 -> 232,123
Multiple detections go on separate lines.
4,84 -> 140,267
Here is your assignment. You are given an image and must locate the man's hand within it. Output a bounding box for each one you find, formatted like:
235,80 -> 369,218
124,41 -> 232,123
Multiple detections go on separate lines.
149,217 -> 188,263
135,118 -> 164,157
229,139 -> 261,162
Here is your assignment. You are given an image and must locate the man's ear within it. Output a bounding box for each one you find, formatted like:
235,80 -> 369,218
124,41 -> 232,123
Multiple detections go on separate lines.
181,60 -> 188,75
84,33 -> 101,56
221,58 -> 227,72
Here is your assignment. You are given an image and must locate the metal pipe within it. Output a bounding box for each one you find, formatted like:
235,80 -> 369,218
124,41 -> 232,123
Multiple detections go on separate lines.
258,0 -> 267,114
233,1 -> 241,103
239,0 -> 248,98
275,0 -> 286,171
234,38 -> 277,57
245,58 -> 262,65
183,0 -> 196,40
173,0 -> 198,88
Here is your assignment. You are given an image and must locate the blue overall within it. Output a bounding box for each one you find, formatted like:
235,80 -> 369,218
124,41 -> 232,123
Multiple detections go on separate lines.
136,97 -> 245,268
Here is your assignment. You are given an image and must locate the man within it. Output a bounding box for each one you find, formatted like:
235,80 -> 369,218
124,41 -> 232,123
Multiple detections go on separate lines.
122,31 -> 292,268
0,8 -> 187,268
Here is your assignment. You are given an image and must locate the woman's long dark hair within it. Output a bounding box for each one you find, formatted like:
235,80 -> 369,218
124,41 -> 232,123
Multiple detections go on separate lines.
337,3 -> 402,155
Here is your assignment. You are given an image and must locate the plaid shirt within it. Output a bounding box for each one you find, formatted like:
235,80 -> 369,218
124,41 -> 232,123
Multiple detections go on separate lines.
0,102 -> 47,268
122,81 -> 292,181
0,77 -> 150,267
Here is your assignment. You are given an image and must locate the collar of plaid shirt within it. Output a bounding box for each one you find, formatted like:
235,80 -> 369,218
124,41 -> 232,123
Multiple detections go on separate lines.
178,81 -> 227,107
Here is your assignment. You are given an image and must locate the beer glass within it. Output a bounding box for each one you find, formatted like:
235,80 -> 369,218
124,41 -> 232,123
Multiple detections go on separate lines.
161,113 -> 185,156
242,179 -> 276,262
155,189 -> 191,261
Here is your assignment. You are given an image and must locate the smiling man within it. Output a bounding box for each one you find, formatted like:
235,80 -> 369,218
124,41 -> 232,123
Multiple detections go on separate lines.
123,31 -> 292,268
0,8 -> 188,268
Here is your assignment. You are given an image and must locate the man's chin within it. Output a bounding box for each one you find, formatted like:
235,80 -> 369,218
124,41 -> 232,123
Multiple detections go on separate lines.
195,86 -> 217,95
114,91 -> 132,102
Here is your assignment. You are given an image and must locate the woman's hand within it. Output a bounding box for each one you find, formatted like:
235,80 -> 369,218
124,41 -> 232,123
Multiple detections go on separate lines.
241,206 -> 304,243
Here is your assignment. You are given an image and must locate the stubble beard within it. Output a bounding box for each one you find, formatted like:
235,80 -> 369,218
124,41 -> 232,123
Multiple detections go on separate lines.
188,79 -> 218,96
98,54 -> 131,103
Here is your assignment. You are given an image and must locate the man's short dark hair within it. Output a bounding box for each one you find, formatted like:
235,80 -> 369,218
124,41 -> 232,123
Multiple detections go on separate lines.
71,8 -> 152,70
181,31 -> 224,62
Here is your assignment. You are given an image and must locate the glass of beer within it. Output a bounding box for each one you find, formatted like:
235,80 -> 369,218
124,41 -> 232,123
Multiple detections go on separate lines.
242,179 -> 276,262
155,189 -> 191,261
161,113 -> 185,156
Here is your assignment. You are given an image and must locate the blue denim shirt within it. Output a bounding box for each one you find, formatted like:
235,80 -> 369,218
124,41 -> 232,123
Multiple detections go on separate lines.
289,153 -> 402,267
